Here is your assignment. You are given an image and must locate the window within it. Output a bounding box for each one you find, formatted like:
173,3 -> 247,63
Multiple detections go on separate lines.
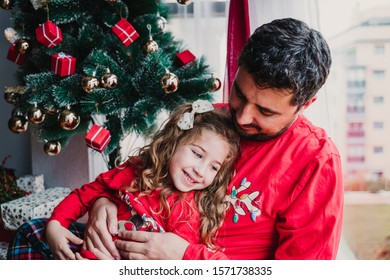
374,45 -> 385,54
373,96 -> 384,104
166,0 -> 227,18
373,146 -> 384,154
373,122 -> 384,129
373,70 -> 385,79
347,122 -> 364,137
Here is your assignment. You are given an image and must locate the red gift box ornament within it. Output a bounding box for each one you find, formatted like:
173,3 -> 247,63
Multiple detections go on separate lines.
112,18 -> 139,47
175,50 -> 196,67
7,44 -> 27,65
35,20 -> 63,48
85,124 -> 111,153
51,52 -> 76,77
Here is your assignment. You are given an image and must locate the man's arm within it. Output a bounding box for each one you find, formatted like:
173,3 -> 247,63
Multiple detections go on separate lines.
275,153 -> 344,259
114,231 -> 229,260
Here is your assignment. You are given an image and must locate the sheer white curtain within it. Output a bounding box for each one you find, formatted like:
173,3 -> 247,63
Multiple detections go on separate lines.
168,0 -> 228,103
248,0 -> 320,32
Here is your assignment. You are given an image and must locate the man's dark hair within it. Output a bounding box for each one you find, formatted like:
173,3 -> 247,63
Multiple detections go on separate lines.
238,18 -> 332,107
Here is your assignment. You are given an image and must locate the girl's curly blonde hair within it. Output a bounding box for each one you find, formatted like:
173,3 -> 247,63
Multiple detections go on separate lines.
125,102 -> 240,250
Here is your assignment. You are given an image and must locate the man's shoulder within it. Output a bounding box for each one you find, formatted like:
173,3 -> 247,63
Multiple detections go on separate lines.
298,116 -> 340,155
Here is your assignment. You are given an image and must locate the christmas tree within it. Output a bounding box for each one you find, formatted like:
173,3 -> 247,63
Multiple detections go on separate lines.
2,0 -> 220,169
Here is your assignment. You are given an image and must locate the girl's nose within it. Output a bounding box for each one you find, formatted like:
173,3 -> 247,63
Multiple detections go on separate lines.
193,163 -> 206,178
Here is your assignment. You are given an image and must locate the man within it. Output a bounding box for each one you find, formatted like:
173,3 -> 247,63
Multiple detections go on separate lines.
8,18 -> 343,260
83,17 -> 343,260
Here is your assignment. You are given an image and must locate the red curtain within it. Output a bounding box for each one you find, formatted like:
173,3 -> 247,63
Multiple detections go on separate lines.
223,0 -> 250,103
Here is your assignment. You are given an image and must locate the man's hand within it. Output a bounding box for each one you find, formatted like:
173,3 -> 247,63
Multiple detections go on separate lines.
83,197 -> 120,260
46,220 -> 83,260
114,231 -> 189,260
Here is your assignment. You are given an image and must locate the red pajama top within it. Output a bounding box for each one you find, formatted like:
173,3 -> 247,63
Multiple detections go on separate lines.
184,115 -> 344,260
49,161 -> 202,245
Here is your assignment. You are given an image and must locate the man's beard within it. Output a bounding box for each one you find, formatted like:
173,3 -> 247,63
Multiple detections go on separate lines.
230,110 -> 291,142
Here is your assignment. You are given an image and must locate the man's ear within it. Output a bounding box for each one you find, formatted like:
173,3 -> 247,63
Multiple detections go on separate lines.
302,97 -> 317,109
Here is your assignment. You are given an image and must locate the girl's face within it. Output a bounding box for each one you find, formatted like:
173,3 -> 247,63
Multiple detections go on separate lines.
169,129 -> 230,192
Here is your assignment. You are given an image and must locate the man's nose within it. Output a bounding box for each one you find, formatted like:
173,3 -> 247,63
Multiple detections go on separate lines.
236,104 -> 255,126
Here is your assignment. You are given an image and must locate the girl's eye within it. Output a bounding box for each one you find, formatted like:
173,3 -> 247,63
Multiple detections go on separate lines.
211,165 -> 219,172
192,150 -> 202,158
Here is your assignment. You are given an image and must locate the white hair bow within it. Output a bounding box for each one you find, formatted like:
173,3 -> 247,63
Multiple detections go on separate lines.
177,100 -> 214,130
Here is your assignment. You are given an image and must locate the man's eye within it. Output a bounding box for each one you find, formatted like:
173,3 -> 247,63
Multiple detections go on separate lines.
261,111 -> 274,117
235,90 -> 245,99
258,108 -> 275,117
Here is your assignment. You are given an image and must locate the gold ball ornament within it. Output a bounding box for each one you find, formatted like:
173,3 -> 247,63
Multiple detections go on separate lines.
143,38 -> 159,54
156,14 -> 167,32
27,104 -> 46,124
4,91 -> 20,104
0,0 -> 13,10
161,71 -> 179,94
81,75 -> 100,93
43,140 -> 61,156
212,77 -> 222,91
15,38 -> 30,54
58,107 -> 80,130
8,115 -> 28,133
101,71 -> 118,89
177,0 -> 192,5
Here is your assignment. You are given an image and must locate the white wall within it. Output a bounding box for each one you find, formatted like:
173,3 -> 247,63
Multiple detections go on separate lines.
0,9 -> 32,178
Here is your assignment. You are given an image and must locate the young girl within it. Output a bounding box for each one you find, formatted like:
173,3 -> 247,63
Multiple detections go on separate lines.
44,99 -> 240,260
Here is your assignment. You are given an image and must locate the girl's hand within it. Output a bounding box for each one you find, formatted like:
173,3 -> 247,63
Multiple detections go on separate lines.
45,220 -> 83,260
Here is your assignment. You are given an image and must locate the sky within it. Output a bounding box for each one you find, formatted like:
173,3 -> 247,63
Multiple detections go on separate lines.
318,0 -> 390,38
